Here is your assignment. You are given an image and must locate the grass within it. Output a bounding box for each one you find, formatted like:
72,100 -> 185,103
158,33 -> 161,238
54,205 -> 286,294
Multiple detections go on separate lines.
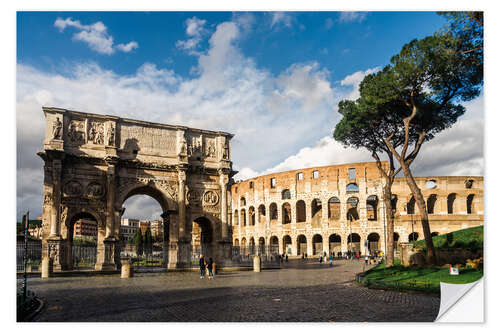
412,225 -> 483,251
360,258 -> 483,294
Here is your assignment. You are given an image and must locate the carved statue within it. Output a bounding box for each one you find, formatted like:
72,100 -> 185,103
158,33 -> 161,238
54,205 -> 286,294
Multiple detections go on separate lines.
223,141 -> 230,160
52,117 -> 62,140
180,137 -> 187,155
107,124 -> 115,146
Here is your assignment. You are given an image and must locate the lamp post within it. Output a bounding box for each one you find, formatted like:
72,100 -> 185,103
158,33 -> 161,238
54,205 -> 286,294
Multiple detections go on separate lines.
22,211 -> 29,305
160,209 -> 177,269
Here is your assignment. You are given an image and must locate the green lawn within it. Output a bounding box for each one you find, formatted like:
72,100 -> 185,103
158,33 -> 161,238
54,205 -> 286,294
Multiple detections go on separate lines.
412,225 -> 483,251
360,259 -> 483,294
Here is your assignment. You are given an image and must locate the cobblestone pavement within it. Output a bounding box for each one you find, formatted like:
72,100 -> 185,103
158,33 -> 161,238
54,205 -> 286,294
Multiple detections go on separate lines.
28,259 -> 440,322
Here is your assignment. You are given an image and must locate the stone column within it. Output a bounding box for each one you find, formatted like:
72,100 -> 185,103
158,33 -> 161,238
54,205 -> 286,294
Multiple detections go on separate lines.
306,235 -> 313,257
50,159 -> 62,237
105,165 -> 116,239
177,167 -> 187,241
291,235 -> 297,256
219,171 -> 229,240
322,234 -> 330,255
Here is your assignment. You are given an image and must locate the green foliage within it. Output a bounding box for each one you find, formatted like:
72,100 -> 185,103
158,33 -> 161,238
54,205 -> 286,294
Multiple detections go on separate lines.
73,236 -> 97,246
412,226 -> 483,251
144,228 -> 153,256
133,229 -> 143,256
362,260 -> 483,293
438,11 -> 483,66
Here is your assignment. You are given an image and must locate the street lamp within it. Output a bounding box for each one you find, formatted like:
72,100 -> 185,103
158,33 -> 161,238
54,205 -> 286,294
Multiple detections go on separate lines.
160,209 -> 177,269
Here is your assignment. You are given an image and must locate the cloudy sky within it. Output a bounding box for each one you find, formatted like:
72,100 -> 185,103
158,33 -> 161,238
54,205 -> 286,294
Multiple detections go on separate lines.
16,11 -> 483,221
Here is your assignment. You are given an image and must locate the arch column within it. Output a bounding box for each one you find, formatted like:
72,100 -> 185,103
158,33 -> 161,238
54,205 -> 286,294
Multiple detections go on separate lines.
291,235 -> 297,256
96,163 -> 118,271
49,159 -> 62,238
306,235 -> 313,256
322,234 -> 329,255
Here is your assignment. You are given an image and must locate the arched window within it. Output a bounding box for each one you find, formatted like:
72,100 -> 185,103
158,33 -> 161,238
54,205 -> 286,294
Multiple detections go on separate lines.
282,189 -> 291,200
328,197 -> 341,220
447,193 -> 456,214
367,233 -> 380,252
249,206 -> 255,226
240,197 -> 246,206
391,194 -> 398,211
467,194 -> 475,214
346,197 -> 359,221
296,200 -> 306,222
258,204 -> 266,223
407,196 -> 416,214
234,210 -> 239,225
366,195 -> 378,220
409,232 -> 419,242
270,203 -> 278,221
427,194 -> 437,214
311,199 -> 322,218
282,203 -> 291,224
312,234 -> 323,255
240,209 -> 246,226
346,183 -> 359,193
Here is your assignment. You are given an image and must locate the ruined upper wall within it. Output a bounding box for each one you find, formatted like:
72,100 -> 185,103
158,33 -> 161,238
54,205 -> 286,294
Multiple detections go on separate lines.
231,161 -> 388,199
42,107 -> 234,169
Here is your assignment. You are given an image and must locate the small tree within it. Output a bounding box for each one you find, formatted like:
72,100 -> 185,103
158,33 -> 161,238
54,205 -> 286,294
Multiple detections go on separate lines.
144,228 -> 153,256
133,229 -> 143,257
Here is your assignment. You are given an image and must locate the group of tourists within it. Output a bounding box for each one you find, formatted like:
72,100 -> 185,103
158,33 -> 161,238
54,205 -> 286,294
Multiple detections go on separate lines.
199,255 -> 214,279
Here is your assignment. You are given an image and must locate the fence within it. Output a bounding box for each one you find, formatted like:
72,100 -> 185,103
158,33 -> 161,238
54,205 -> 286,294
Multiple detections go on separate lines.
16,241 -> 42,272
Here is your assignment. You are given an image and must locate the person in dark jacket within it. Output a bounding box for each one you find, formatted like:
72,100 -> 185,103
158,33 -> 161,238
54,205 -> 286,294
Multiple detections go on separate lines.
207,257 -> 214,280
199,255 -> 206,279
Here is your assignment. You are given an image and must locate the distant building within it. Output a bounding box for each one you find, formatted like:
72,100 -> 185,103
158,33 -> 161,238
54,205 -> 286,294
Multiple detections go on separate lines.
73,219 -> 97,240
120,225 -> 138,242
150,220 -> 163,239
121,218 -> 139,228
139,221 -> 151,234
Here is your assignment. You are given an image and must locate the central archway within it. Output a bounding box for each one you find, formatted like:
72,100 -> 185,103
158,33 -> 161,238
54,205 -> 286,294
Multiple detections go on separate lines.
192,216 -> 214,262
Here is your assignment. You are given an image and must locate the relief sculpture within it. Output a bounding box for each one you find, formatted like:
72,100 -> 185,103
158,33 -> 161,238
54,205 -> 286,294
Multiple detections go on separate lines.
67,120 -> 85,145
88,121 -> 105,145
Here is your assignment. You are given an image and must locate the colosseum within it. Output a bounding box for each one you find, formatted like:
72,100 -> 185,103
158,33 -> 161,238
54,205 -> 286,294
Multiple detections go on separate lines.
230,161 -> 483,257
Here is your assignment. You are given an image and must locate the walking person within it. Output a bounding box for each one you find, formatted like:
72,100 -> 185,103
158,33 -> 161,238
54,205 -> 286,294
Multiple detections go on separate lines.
319,255 -> 323,264
199,255 -> 206,279
329,254 -> 333,266
365,255 -> 369,266
207,257 -> 214,280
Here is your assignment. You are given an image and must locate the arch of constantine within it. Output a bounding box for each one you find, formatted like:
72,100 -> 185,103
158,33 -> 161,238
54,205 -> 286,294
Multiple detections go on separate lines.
231,162 -> 484,256
38,107 -> 235,271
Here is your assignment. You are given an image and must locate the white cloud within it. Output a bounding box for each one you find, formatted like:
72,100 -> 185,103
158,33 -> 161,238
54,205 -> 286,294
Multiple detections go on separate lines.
176,17 -> 207,54
18,17 -> 483,220
116,41 -> 139,53
54,17 -> 138,55
17,18 -> 337,220
270,12 -> 293,28
340,67 -> 380,100
338,12 -> 367,23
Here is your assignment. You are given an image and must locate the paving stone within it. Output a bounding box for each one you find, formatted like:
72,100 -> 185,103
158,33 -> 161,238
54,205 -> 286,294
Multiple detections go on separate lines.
28,259 -> 439,322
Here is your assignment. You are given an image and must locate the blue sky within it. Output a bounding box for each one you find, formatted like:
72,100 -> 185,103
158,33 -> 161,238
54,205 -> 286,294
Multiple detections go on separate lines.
17,11 -> 483,220
18,12 -> 446,81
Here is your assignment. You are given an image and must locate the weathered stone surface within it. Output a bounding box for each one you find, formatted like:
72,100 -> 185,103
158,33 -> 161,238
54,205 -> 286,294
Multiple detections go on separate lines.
38,107 -> 235,271
230,163 -> 483,257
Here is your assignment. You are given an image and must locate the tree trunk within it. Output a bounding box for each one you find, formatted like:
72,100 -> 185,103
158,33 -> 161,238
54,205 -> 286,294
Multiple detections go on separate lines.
383,182 -> 395,267
400,164 -> 437,265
